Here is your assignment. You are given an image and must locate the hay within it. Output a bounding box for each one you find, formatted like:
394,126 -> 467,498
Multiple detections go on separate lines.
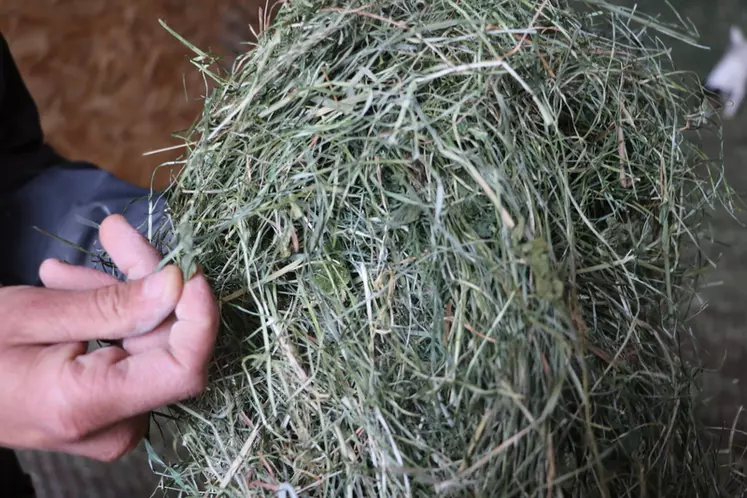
147,0 -> 743,496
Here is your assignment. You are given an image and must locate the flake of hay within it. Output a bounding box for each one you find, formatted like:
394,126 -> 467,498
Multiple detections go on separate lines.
148,0 -> 743,496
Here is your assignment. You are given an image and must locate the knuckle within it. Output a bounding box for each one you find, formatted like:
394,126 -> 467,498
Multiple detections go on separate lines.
95,443 -> 124,463
46,363 -> 102,444
50,405 -> 90,443
95,450 -> 122,463
96,430 -> 141,462
91,284 -> 130,325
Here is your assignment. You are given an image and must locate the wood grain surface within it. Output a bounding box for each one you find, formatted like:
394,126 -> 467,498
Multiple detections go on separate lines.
1,0 -> 281,190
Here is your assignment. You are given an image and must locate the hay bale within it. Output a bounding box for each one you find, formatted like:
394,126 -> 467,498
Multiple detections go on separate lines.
149,0 -> 742,495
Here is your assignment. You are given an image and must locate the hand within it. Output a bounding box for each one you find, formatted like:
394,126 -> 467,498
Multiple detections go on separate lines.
0,214 -> 219,461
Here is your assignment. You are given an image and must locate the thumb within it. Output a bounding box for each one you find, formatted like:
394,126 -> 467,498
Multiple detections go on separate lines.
6,265 -> 183,345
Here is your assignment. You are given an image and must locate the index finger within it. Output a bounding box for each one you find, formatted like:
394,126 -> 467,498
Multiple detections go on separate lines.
98,214 -> 163,280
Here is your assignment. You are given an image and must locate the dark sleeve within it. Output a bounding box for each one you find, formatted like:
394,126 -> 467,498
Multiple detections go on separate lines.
0,32 -> 64,194
0,448 -> 36,497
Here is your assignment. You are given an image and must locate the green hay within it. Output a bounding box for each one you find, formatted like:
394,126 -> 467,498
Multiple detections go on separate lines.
147,0 -> 744,496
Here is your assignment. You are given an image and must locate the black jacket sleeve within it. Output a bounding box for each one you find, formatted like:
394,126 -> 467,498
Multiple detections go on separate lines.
0,32 -> 47,497
0,32 -> 64,195
0,448 -> 35,497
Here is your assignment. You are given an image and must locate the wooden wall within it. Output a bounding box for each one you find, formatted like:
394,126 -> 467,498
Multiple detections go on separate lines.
1,0 -> 281,190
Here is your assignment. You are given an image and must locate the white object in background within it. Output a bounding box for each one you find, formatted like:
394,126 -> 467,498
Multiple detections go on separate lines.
706,26 -> 747,119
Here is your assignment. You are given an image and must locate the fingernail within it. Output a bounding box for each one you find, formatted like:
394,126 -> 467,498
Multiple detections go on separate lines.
143,268 -> 170,299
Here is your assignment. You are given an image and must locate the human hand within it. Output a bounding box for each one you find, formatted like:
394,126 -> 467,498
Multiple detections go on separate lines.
0,214 -> 218,461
